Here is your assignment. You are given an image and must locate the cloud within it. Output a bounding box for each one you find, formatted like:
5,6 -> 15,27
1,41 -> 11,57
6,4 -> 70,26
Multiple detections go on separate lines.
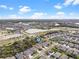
8,15 -> 24,19
69,12 -> 76,16
0,5 -> 7,9
9,7 -> 14,10
29,12 -> 47,19
73,0 -> 79,5
54,4 -> 62,9
50,12 -> 79,19
0,15 -> 24,19
63,0 -> 79,6
64,0 -> 74,6
0,12 -> 48,19
49,12 -> 65,19
0,5 -> 14,10
0,12 -> 79,19
56,12 -> 65,16
0,14 -> 79,19
19,6 -> 31,14
50,15 -> 79,19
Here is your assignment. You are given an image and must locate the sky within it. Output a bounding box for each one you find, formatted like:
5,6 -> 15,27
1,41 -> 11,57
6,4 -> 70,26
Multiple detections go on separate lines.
0,0 -> 79,19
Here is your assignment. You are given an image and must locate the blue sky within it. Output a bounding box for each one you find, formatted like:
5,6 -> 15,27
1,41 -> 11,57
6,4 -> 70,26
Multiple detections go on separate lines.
0,0 -> 79,19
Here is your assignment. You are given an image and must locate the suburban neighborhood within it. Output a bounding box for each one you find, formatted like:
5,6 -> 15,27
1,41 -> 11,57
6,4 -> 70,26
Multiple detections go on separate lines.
0,20 -> 79,59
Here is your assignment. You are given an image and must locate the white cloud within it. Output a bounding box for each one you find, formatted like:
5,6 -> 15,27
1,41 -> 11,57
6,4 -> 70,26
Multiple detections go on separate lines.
50,15 -> 78,19
64,0 -> 79,6
54,4 -> 62,9
73,0 -> 79,5
50,12 -> 79,19
0,5 -> 7,9
9,7 -> 13,10
0,5 -> 14,10
49,12 -> 65,19
50,16 -> 64,19
69,13 -> 76,16
0,12 -> 79,19
0,14 -> 79,19
0,15 -> 24,19
19,6 -> 31,14
64,0 -> 74,6
8,15 -> 24,19
29,12 -> 47,19
56,12 -> 65,16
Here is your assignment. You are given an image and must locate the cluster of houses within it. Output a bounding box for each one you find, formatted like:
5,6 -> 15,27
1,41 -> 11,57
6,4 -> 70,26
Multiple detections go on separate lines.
1,38 -> 78,59
0,21 -> 79,59
44,30 -> 79,59
0,42 -> 50,59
